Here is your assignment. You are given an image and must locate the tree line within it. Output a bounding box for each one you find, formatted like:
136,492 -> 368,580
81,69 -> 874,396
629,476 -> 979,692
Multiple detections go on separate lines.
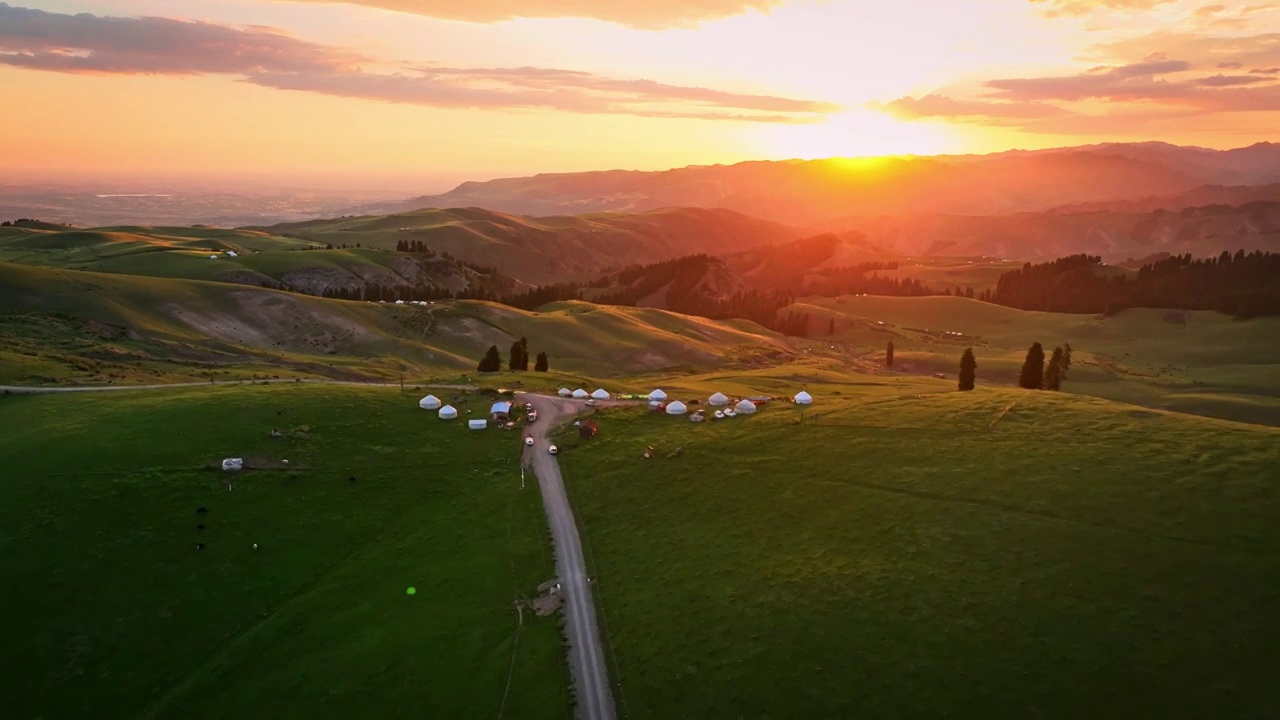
984,251 -> 1280,318
476,336 -> 548,373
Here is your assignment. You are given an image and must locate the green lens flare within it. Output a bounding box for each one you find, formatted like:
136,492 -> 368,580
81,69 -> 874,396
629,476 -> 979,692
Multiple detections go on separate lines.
406,587 -> 416,595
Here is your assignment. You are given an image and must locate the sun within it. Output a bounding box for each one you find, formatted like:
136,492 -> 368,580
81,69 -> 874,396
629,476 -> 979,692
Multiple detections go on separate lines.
748,108 -> 962,160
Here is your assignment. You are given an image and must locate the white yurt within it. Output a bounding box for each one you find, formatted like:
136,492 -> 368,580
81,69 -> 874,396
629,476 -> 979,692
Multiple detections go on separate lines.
708,392 -> 730,406
735,399 -> 758,414
468,419 -> 487,430
648,389 -> 668,401
794,391 -> 814,405
419,394 -> 441,410
665,400 -> 688,416
591,388 -> 610,400
438,405 -> 459,420
572,388 -> 589,399
558,388 -> 572,397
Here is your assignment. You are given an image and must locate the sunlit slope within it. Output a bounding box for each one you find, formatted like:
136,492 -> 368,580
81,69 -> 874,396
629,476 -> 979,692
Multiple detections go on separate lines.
257,206 -> 807,284
792,294 -> 1280,425
559,386 -> 1280,719
0,263 -> 787,384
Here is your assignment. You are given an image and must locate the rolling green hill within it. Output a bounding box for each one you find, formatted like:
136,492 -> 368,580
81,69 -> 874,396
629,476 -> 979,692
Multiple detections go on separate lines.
790,294 -> 1280,425
255,206 -> 809,285
0,263 -> 791,386
0,222 -> 520,299
556,380 -> 1280,719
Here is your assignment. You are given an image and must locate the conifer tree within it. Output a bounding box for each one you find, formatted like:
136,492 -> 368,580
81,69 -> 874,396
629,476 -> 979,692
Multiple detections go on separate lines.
1044,346 -> 1066,391
535,352 -> 548,372
1019,343 -> 1045,389
886,340 -> 895,369
959,348 -> 976,391
478,345 -> 502,372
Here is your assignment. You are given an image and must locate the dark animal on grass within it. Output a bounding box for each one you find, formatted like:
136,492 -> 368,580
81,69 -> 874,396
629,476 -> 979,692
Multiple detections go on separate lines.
196,524 -> 205,530
196,543 -> 205,550
196,507 -> 208,514
348,476 -> 357,483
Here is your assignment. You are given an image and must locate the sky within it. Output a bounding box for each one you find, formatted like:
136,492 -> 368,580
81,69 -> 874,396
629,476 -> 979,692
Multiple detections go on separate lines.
1,0 -> 1278,191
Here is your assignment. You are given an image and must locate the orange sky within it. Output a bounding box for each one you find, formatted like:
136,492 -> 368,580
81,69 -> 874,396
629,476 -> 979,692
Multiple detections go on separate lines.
2,0 -> 1278,190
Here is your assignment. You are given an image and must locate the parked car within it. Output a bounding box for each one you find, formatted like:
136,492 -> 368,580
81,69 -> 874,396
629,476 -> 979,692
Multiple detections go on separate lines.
548,444 -> 558,455
524,436 -> 534,446
527,411 -> 538,422
585,399 -> 597,406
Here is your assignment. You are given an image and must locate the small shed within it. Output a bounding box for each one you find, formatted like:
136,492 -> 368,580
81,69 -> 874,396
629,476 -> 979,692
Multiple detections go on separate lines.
579,421 -> 598,439
794,391 -> 814,405
735,399 -> 758,414
591,388 -> 610,400
708,392 -> 730,406
558,388 -> 572,397
490,401 -> 513,419
438,405 -> 458,420
419,394 -> 441,410
468,419 -> 488,430
572,389 -> 589,399
665,400 -> 688,416
648,389 -> 668,401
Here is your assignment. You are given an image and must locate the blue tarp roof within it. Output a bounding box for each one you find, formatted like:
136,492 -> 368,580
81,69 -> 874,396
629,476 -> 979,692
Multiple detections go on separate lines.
490,401 -> 513,414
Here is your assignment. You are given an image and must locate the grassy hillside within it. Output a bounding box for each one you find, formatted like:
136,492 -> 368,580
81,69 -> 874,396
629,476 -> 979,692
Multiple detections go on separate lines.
786,295 -> 1280,426
257,206 -> 807,285
0,263 -> 790,386
557,379 -> 1280,719
0,223 -> 518,298
1,385 -> 570,719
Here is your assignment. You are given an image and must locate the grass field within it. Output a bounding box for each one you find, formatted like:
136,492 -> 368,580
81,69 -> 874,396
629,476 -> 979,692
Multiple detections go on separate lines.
557,377 -> 1280,719
792,295 -> 1280,425
1,385 -> 571,720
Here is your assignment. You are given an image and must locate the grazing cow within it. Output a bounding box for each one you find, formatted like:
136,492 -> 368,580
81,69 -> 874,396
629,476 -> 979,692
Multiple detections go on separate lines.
196,524 -> 205,531
348,476 -> 357,483
196,543 -> 205,550
196,507 -> 208,514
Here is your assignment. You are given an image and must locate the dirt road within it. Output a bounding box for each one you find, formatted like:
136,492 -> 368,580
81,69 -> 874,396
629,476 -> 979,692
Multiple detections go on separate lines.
518,393 -> 617,720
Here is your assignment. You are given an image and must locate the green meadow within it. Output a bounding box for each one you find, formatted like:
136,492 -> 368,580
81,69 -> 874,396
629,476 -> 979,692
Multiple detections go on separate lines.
558,378 -> 1280,719
1,385 -> 570,720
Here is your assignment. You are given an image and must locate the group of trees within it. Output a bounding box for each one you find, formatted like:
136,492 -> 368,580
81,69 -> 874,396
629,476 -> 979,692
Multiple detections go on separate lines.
1018,342 -> 1073,391
986,251 -> 1280,319
478,336 -> 548,373
1,218 -> 38,227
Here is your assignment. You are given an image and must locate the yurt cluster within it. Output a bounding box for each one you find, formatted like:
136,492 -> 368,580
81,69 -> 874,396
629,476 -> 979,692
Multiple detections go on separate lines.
549,386 -> 812,420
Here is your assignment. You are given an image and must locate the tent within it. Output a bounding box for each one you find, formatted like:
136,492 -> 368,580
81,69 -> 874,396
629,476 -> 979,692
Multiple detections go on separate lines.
419,394 -> 441,410
558,388 -> 572,397
794,391 -> 814,405
438,405 -> 458,420
665,400 -> 688,416
648,389 -> 668,401
468,419 -> 488,430
572,389 -> 589,399
735,399 -> 758,414
708,392 -> 730,406
490,401 -> 513,417
591,388 -> 610,400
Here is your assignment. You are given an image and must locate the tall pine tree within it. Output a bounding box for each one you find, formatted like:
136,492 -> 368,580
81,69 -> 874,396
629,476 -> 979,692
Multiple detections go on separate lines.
958,348 -> 976,391
1018,342 -> 1045,389
1044,346 -> 1066,391
508,340 -> 524,372
517,337 -> 529,371
534,352 -> 548,372
886,341 -> 895,369
478,345 -> 502,373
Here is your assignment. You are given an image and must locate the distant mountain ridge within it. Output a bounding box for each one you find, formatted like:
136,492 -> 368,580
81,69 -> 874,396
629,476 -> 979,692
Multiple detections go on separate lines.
352,142 -> 1280,226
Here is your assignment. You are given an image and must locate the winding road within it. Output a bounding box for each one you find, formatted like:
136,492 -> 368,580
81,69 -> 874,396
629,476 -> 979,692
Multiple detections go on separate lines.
518,392 -> 618,720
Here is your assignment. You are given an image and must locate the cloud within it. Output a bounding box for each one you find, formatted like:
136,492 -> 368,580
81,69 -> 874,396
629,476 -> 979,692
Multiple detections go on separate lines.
873,94 -> 1069,123
983,60 -> 1191,102
0,3 -> 832,123
1028,0 -> 1176,17
1218,61 -> 1244,68
275,0 -> 781,29
1194,4 -> 1226,17
1252,66 -> 1280,73
1193,73 -> 1273,86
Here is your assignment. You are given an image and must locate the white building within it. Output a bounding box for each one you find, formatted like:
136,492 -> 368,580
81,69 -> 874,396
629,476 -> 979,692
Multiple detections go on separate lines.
708,392 -> 730,406
665,400 -> 688,416
438,405 -> 459,420
419,394 -> 441,410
